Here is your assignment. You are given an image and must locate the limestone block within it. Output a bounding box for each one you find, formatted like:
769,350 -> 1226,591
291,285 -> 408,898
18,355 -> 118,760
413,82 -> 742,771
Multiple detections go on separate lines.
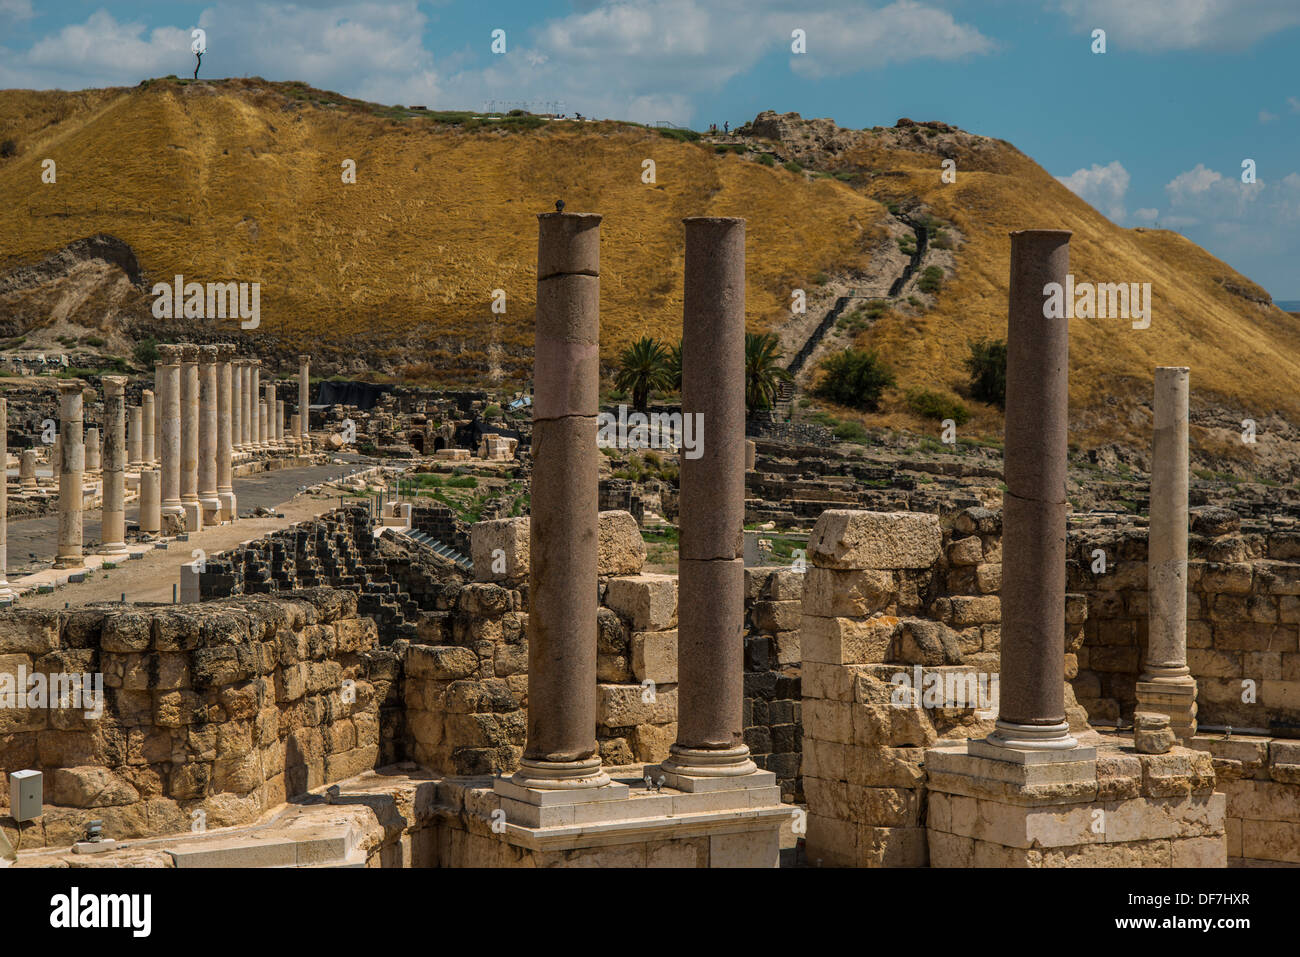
752,599 -> 800,633
632,629 -> 677,684
406,644 -> 479,680
896,619 -> 964,665
801,614 -> 896,665
49,766 -> 140,808
808,510 -> 942,570
471,517 -> 530,582
802,566 -> 895,618
1133,712 -> 1175,754
948,536 -> 983,566
597,683 -> 677,727
598,510 -> 647,576
603,573 -> 677,631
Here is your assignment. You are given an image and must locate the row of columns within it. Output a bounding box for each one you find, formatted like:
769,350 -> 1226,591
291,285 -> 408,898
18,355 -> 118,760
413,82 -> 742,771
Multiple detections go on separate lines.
510,210 -> 756,795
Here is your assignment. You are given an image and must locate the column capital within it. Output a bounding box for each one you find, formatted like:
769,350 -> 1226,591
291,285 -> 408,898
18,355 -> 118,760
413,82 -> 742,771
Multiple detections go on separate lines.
180,343 -> 199,362
215,342 -> 236,360
199,343 -> 220,362
157,343 -> 183,363
57,379 -> 83,395
102,375 -> 127,396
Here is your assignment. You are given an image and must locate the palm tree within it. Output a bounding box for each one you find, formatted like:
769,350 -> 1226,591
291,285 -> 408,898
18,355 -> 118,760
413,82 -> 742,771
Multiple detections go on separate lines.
614,336 -> 672,412
666,339 -> 683,392
745,331 -> 792,414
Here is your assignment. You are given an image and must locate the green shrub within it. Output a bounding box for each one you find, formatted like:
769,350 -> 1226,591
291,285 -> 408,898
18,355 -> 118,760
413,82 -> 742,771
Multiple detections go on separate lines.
783,160 -> 803,173
918,265 -> 944,295
832,420 -> 869,443
965,338 -> 1007,408
757,153 -> 775,167
813,349 -> 896,412
906,388 -> 970,425
133,337 -> 159,367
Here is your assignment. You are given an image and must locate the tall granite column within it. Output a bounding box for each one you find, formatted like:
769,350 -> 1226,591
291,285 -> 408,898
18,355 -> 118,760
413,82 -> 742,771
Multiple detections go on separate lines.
662,217 -> 757,782
1137,366 -> 1198,742
142,388 -> 155,464
198,345 -> 221,524
264,381 -> 278,449
128,405 -> 143,468
157,346 -> 185,527
100,375 -> 128,555
298,355 -> 311,451
180,344 -> 202,531
250,360 -> 262,450
216,344 -> 237,521
511,209 -> 608,791
54,380 -> 85,568
980,229 -> 1080,755
0,398 -> 11,598
232,359 -> 245,452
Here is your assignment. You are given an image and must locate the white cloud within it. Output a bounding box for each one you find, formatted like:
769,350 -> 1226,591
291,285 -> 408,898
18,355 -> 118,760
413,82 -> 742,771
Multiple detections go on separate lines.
0,0 -> 995,124
1260,110 -> 1278,123
0,0 -> 33,21
1133,207 -> 1159,223
1056,160 -> 1130,221
1057,0 -> 1300,52
1289,96 -> 1300,112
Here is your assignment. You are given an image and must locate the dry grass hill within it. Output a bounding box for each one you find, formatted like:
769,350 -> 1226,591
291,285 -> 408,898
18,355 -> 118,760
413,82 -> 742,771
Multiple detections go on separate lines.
1,78 -> 1297,456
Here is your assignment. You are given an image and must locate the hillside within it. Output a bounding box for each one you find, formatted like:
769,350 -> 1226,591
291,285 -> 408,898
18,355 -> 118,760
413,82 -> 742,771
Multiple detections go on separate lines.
1,79 -> 1298,456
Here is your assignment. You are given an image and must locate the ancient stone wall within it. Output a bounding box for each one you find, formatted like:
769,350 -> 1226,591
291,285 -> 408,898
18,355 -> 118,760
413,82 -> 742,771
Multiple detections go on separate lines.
1188,732 -> 1300,865
743,566 -> 803,802
1067,516 -> 1300,733
0,589 -> 392,849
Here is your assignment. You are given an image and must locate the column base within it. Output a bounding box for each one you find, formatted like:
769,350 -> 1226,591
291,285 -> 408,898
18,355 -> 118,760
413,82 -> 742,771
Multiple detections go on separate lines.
100,542 -> 129,556
510,756 -> 610,791
181,501 -> 203,533
218,490 -> 237,522
657,744 -> 758,790
969,720 -> 1094,764
1136,677 -> 1198,743
200,495 -> 222,525
53,556 -> 85,570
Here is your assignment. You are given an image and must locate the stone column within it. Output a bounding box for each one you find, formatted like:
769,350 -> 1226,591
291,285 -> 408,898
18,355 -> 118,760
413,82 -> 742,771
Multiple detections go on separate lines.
100,376 -> 128,554
139,469 -> 161,534
232,359 -> 244,452
250,360 -> 262,450
85,427 -> 101,473
0,398 -> 11,598
198,345 -> 221,525
142,389 -> 155,464
54,380 -> 85,568
259,398 -> 268,452
157,346 -> 185,526
240,361 -> 252,449
51,435 -> 60,477
180,344 -> 202,531
276,399 -> 285,447
1137,366 -> 1197,742
298,355 -> 311,451
216,344 -> 237,521
128,405 -> 143,467
20,448 -> 37,491
512,209 -> 608,791
663,217 -> 756,783
979,229 -> 1079,755
290,414 -> 301,453
265,381 -> 278,449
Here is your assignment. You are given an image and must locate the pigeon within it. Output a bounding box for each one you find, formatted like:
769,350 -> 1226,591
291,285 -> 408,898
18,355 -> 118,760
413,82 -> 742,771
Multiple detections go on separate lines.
555,199 -> 565,213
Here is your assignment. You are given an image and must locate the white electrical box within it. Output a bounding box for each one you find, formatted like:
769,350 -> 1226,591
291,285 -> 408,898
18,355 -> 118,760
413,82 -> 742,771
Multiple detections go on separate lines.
9,770 -> 42,822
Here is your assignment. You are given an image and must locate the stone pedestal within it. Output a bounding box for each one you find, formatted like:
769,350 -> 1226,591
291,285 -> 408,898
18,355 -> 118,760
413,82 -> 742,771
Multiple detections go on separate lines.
1138,366 -> 1197,742
100,376 -> 128,554
54,381 -> 85,568
180,344 -> 202,532
925,738 -> 1224,867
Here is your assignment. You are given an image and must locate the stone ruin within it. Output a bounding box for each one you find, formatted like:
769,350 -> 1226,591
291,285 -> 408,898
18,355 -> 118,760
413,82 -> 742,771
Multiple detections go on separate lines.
2,220 -> 1297,870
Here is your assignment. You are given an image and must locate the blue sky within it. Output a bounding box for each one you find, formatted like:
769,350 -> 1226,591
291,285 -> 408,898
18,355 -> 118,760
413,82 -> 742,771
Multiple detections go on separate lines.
2,0 -> 1298,297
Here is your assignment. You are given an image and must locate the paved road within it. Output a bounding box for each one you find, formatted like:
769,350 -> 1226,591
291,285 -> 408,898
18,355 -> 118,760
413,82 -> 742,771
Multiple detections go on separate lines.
7,464 -> 359,573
